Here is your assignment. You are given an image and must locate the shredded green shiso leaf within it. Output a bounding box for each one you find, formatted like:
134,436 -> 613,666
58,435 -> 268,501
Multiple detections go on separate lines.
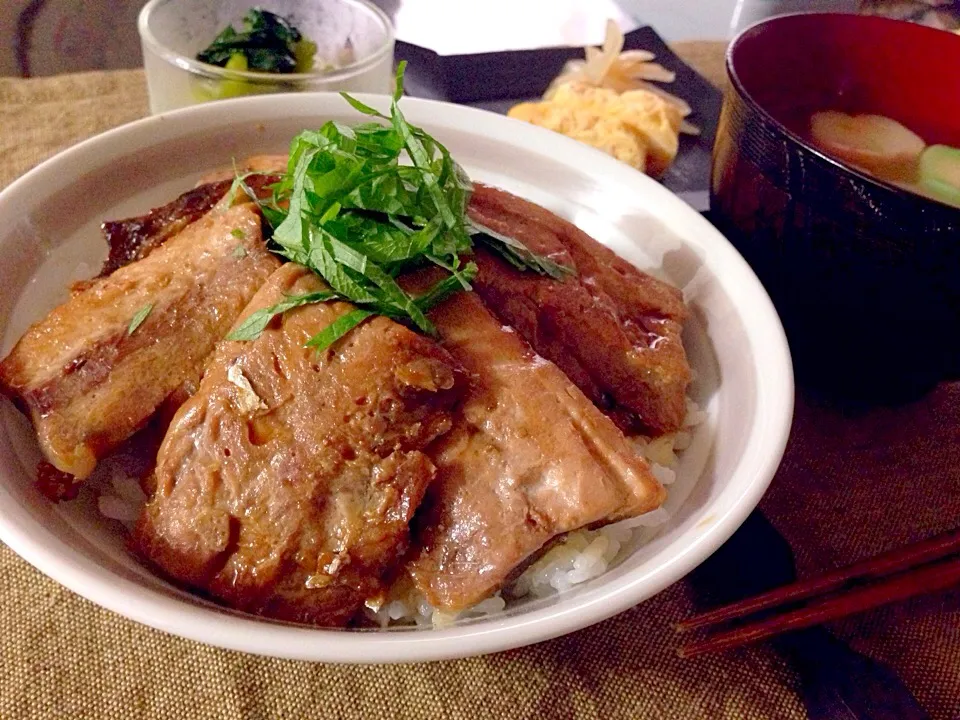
227,62 -> 570,351
127,303 -> 154,336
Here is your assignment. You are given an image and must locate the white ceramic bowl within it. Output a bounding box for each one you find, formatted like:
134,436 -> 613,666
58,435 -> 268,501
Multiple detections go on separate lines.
0,93 -> 793,663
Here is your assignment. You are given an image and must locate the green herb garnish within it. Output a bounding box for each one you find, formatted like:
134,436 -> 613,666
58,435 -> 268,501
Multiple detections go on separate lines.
227,291 -> 336,342
468,221 -> 573,280
236,62 -> 569,352
231,228 -> 246,239
232,244 -> 248,258
304,308 -> 374,350
127,304 -> 153,336
197,8 -> 316,74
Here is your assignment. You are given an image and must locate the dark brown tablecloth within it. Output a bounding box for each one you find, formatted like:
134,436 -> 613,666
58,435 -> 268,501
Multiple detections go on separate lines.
0,45 -> 957,720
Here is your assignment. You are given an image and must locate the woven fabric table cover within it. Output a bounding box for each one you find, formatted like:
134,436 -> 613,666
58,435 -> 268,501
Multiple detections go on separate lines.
0,44 -> 957,720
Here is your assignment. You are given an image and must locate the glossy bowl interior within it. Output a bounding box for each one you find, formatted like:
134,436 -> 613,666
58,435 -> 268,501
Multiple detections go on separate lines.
731,13 -> 960,147
139,0 -> 394,113
712,13 -> 960,399
0,94 -> 792,663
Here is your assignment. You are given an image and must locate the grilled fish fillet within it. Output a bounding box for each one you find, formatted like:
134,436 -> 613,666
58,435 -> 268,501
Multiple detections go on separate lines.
0,203 -> 280,480
99,173 -> 279,278
402,273 -> 665,612
135,264 -> 464,626
468,183 -> 691,435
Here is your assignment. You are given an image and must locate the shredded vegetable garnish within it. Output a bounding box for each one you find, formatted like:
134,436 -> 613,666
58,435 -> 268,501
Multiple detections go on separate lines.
127,303 -> 153,336
227,291 -> 336,342
238,62 -> 569,351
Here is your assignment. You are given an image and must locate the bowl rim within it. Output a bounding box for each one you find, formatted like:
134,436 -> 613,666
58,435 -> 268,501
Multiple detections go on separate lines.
726,11 -> 960,214
137,0 -> 395,85
0,92 -> 794,663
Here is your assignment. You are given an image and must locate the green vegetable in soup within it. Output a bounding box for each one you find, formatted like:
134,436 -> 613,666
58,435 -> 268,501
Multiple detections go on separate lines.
918,145 -> 960,209
197,7 -> 314,74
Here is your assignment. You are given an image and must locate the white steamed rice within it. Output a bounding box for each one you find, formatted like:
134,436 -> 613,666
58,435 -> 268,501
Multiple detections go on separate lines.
96,465 -> 148,528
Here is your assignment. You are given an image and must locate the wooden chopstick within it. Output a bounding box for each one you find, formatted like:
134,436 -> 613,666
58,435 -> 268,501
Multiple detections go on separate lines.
678,553 -> 960,658
676,526 -> 960,658
677,526 -> 960,634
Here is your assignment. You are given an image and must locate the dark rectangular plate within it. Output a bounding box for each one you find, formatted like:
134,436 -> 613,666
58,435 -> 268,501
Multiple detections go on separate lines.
395,27 -> 723,200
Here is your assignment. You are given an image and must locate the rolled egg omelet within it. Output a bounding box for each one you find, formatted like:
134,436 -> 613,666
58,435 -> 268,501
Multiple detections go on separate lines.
508,84 -> 682,177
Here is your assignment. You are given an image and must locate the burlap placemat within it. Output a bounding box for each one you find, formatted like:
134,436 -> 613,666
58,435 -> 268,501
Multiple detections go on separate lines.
0,44 -> 956,720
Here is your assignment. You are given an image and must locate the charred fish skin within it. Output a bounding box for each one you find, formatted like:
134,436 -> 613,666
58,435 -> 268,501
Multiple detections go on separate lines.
99,170 -> 282,277
135,264 -> 465,626
401,272 -> 665,613
99,180 -> 233,278
0,203 -> 280,483
468,184 -> 691,436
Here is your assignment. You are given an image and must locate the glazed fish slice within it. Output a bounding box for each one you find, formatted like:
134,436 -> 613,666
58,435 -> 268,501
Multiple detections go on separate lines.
135,264 -> 465,626
402,273 -> 665,612
468,183 -> 691,436
0,203 -> 280,484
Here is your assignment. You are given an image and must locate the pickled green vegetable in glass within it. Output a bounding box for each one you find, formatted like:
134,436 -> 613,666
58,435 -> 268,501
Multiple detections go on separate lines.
196,8 -> 315,74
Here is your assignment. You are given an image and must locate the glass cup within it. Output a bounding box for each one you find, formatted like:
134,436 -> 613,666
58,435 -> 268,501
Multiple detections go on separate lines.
138,0 -> 395,114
